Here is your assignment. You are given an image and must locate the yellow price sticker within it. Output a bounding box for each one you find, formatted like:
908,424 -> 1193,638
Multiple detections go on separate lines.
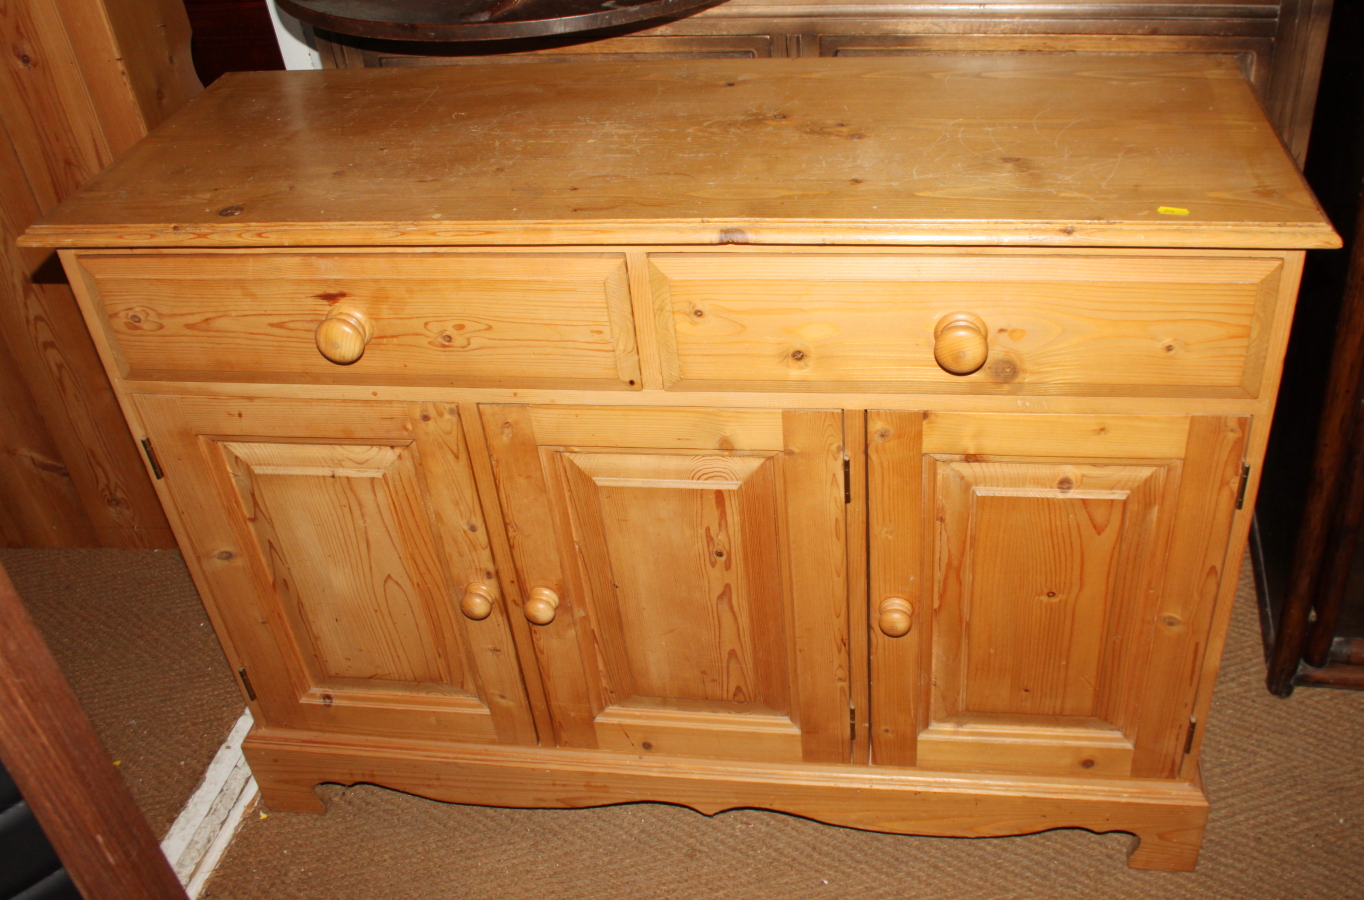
1158,206 -> 1190,216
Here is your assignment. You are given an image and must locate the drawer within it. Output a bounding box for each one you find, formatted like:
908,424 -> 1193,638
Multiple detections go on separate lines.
78,252 -> 641,389
650,254 -> 1285,397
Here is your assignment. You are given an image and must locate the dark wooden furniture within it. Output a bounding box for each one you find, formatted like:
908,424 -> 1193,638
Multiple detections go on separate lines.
1251,0 -> 1364,695
1258,193 -> 1364,693
0,562 -> 189,900
310,0 -> 1334,164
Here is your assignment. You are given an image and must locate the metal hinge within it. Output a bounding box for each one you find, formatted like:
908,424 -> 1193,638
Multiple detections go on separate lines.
850,707 -> 857,741
1235,462 -> 1251,510
238,667 -> 258,702
843,455 -> 852,504
1183,716 -> 1198,755
140,437 -> 164,480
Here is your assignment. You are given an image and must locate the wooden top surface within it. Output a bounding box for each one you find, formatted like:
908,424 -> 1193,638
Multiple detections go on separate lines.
23,56 -> 1339,249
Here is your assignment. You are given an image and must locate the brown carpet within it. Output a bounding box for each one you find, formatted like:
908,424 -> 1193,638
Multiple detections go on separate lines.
0,547 -> 245,837
200,557 -> 1364,900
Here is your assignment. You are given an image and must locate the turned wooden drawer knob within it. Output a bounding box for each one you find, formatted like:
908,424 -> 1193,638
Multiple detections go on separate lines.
315,306 -> 373,364
878,597 -> 914,637
459,583 -> 495,620
524,586 -> 561,625
933,312 -> 989,376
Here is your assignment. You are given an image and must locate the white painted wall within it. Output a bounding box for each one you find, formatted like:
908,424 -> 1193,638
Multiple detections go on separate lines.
264,0 -> 324,70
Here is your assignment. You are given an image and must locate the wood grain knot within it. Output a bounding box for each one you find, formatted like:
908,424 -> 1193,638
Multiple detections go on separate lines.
990,356 -> 1020,382
120,308 -> 162,331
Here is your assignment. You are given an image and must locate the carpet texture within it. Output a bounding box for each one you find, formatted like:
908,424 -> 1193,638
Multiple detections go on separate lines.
0,547 -> 244,837
199,557 -> 1364,900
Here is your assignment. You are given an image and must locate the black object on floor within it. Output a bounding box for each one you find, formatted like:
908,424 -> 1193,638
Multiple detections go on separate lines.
0,760 -> 81,900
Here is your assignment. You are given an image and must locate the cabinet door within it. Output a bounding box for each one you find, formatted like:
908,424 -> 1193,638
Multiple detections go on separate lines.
483,406 -> 850,764
869,412 -> 1247,779
135,395 -> 536,746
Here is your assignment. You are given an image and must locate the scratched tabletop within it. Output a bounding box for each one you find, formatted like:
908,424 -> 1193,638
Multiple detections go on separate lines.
23,56 -> 1338,250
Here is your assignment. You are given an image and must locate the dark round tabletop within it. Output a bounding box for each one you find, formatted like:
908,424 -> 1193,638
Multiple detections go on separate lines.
278,0 -> 722,42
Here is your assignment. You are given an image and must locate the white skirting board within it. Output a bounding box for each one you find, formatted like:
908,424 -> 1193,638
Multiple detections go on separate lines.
160,709 -> 258,899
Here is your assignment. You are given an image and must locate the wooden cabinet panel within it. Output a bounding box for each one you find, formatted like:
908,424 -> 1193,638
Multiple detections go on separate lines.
814,35 -> 1273,96
482,405 -> 850,763
133,395 -> 536,746
869,411 -> 1247,778
219,440 -> 457,686
24,56 -> 1331,871
650,254 -> 1283,397
80,251 -> 640,390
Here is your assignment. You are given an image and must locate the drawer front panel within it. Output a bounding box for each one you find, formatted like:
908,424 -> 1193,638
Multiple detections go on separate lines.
651,254 -> 1282,397
81,252 -> 641,389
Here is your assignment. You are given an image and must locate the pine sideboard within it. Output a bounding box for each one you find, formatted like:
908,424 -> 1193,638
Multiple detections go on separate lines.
21,55 -> 1339,871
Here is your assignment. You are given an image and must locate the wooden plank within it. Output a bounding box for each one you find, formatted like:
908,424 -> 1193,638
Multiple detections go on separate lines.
1131,416 -> 1248,778
624,251 -> 665,391
0,561 -> 191,900
528,406 -> 785,451
1265,0 -> 1334,163
782,409 -> 849,763
480,404 -> 600,748
0,114 -> 173,548
0,321 -> 94,546
0,0 -> 112,211
0,0 -> 198,548
75,0 -> 201,133
845,410 -> 869,765
867,410 -> 923,767
244,727 -> 1210,871
922,413 -> 1190,459
593,707 -> 803,762
21,57 -> 1338,250
916,721 -> 1134,778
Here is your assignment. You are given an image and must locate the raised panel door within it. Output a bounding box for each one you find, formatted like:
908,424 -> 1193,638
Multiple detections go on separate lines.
134,395 -> 536,746
868,412 -> 1248,779
482,405 -> 850,763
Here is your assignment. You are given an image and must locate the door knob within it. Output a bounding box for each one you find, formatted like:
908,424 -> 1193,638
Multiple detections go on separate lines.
933,312 -> 988,375
878,597 -> 914,637
524,586 -> 561,625
459,583 -> 495,620
315,306 -> 373,364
